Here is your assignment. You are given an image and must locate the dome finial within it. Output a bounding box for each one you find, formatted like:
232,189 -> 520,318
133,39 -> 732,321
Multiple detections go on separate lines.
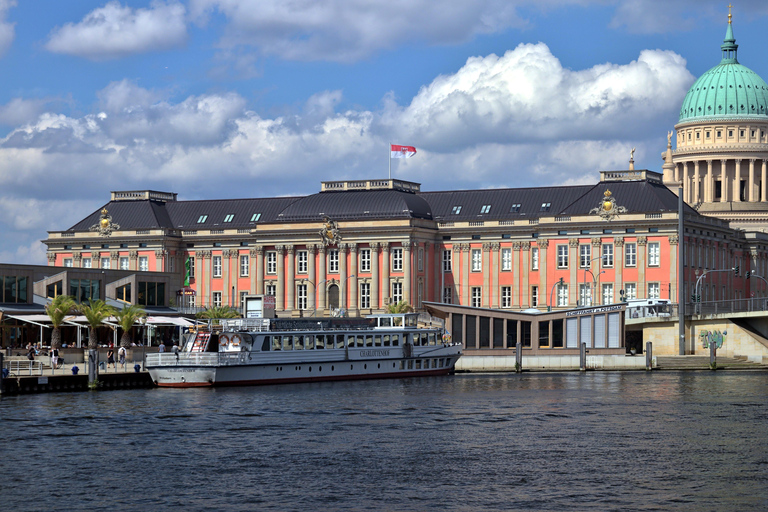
721,5 -> 738,63
728,3 -> 733,24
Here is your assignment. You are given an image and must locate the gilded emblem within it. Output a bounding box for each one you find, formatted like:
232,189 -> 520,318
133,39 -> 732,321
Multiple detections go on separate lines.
319,216 -> 341,246
90,208 -> 120,236
590,189 -> 627,221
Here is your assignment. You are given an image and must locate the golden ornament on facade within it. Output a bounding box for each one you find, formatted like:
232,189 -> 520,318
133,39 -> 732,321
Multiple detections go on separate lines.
319,216 -> 341,246
90,207 -> 120,236
590,189 -> 627,221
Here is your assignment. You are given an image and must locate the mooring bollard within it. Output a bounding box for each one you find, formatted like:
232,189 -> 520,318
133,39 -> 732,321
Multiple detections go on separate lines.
515,341 -> 522,372
646,342 -> 653,371
88,349 -> 99,385
579,342 -> 586,371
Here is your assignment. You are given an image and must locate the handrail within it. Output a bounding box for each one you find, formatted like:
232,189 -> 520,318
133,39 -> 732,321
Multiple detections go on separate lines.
5,360 -> 44,376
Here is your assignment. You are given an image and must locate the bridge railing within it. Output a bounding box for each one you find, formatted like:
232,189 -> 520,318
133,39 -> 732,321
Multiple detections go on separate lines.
687,298 -> 768,316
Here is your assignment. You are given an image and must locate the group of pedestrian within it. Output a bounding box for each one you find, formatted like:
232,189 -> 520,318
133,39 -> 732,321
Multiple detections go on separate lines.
106,346 -> 127,369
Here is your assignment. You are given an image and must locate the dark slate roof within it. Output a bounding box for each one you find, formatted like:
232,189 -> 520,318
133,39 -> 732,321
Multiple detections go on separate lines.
166,197 -> 301,229
559,180 -> 698,216
68,200 -> 176,231
420,185 -> 594,221
277,190 -> 433,222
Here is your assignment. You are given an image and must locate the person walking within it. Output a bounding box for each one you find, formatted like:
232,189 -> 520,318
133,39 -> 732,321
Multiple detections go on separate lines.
51,346 -> 59,369
118,346 -> 127,370
107,348 -> 115,369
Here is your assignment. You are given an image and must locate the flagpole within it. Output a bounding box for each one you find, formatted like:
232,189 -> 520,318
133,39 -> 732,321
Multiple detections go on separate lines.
388,142 -> 391,180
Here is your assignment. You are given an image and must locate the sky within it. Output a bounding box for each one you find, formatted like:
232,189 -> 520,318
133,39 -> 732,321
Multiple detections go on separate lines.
2,0 -> 768,265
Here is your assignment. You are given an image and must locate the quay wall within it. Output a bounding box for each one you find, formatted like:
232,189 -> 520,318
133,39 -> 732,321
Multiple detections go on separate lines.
457,354 -> 648,371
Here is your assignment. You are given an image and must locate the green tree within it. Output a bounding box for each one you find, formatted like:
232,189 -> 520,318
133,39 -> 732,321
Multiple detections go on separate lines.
45,295 -> 77,349
114,305 -> 147,348
78,299 -> 117,349
196,306 -> 241,324
385,300 -> 412,314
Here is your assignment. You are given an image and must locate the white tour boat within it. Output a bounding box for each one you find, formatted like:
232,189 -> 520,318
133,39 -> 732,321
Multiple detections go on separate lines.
146,313 -> 462,387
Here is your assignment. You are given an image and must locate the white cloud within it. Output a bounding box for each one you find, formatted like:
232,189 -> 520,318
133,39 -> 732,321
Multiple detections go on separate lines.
0,0 -> 16,58
45,1 -> 187,60
0,98 -> 51,126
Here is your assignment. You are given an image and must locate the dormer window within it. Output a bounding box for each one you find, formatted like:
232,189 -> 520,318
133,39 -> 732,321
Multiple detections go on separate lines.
480,205 -> 491,214
510,204 -> 521,213
250,213 -> 262,222
451,206 -> 462,214
223,214 -> 235,223
540,203 -> 551,212
197,215 -> 208,223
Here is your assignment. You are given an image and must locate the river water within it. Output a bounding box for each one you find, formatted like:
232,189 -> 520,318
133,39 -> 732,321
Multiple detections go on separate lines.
2,371 -> 768,511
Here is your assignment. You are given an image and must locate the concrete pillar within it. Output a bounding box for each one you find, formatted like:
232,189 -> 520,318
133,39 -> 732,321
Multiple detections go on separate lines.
491,243 -> 500,308
252,247 -> 262,295
381,243 -> 390,306
339,244 -> 348,310
308,245 -> 316,312
539,240 -> 548,308
349,243 -> 358,312
317,246 -> 326,311
403,241 -> 412,305
615,238 -> 624,299
734,159 -> 742,202
513,242 -> 521,307
694,161 -> 701,203
638,237 -> 647,298
482,243 -> 491,307
749,159 -> 756,202
721,159 -> 728,202
706,160 -> 713,202
286,245 -> 295,312
276,246 -> 285,312
371,243 -> 379,310
762,160 -> 767,202
569,239 -> 578,306
461,244 -> 470,306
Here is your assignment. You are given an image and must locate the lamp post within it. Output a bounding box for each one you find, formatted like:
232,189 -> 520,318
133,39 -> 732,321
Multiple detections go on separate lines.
580,255 -> 603,306
341,274 -> 356,316
584,269 -> 606,306
309,279 -> 329,316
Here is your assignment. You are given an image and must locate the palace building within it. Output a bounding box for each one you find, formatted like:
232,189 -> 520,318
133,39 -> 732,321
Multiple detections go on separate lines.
39,15 -> 768,323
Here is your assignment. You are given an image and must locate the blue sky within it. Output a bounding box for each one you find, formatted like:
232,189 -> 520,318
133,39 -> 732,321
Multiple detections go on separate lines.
2,0 -> 768,264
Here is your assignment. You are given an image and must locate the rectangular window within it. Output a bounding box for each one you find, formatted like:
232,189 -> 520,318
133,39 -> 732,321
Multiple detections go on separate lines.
579,284 -> 592,307
502,248 -> 512,271
82,258 -> 92,269
451,205 -> 462,214
137,282 -> 165,307
267,252 -> 277,274
540,202 -> 551,211
213,291 -> 222,307
168,257 -> 174,273
297,284 -> 308,310
116,283 -> 131,303
328,249 -> 339,273
392,282 -> 403,303
557,284 -> 568,307
360,249 -> 371,272
625,243 -> 637,267
471,249 -> 482,272
580,245 -> 591,268
213,256 -> 222,277
531,247 -> 539,270
360,282 -> 371,309
624,283 -> 637,300
63,258 -> 73,267
648,242 -> 660,267
602,283 -> 614,304
480,205 -> 491,214
297,251 -> 308,274
266,283 -> 276,296
471,287 -> 481,308
392,248 -> 403,272
442,287 -> 452,304
648,283 -> 660,299
442,250 -> 452,272
197,215 -> 208,223
188,256 -> 195,278
603,244 -> 614,268
531,285 -> 538,307
139,256 -> 148,272
418,248 -> 423,272
501,286 -> 511,308
101,257 -> 110,269
119,257 -> 129,270
240,255 -> 249,277
510,203 -> 521,213
250,213 -> 261,222
240,291 -> 248,309
557,245 -> 568,268
224,214 -> 235,223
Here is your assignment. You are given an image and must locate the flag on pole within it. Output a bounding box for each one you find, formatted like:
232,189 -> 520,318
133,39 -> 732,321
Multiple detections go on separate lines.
184,257 -> 190,287
390,144 -> 417,159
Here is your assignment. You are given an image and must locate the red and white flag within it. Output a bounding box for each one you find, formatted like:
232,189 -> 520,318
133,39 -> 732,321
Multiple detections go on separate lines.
391,144 -> 417,158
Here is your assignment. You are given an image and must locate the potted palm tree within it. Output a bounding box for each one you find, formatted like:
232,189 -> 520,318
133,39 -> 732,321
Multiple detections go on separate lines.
115,304 -> 147,348
45,295 -> 77,350
78,299 -> 116,349
196,306 -> 240,324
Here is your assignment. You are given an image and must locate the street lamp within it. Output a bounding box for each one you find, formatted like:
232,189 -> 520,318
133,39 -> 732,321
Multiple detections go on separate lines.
341,274 -> 355,316
309,278 -> 329,316
580,255 -> 603,306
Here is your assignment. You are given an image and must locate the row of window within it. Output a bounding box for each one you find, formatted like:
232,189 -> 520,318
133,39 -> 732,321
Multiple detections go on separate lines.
0,276 -> 28,304
264,331 -> 440,351
63,255 -> 164,273
196,213 -> 262,224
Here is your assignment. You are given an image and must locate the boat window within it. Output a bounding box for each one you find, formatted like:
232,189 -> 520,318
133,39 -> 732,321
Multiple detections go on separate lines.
433,359 -> 438,368
295,336 -> 304,350
380,317 -> 392,327
421,333 -> 429,346
399,360 -> 405,370
315,335 -> 325,349
282,336 -> 292,351
356,335 -> 365,347
411,334 -> 419,346
407,360 -> 413,369
365,335 -> 374,347
392,334 -> 399,346
305,335 -> 314,350
393,316 -> 403,327
428,333 -> 436,346
261,336 -> 270,352
272,337 -> 281,351
336,335 -> 345,349
374,335 -> 382,347
416,360 -> 421,369
382,334 -> 390,346
406,316 -> 417,328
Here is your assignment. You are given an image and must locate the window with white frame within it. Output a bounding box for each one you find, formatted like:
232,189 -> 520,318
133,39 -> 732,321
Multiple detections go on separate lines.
602,244 -> 614,268
602,283 -> 614,304
648,242 -> 660,267
471,287 -> 481,307
297,284 -> 308,309
213,256 -> 222,277
139,256 -> 148,272
557,245 -> 568,268
442,250 -> 452,272
360,249 -> 371,272
392,282 -> 403,303
82,258 -> 92,269
168,257 -> 174,273
557,284 -> 568,306
297,251 -> 308,274
502,248 -> 512,271
443,287 -> 452,304
648,282 -> 660,299
579,284 -> 592,306
63,258 -> 73,267
624,283 -> 637,300
392,248 -> 403,272
120,257 -> 129,270
531,247 -> 539,270
418,248 -> 424,272
266,252 -> 277,274
360,282 -> 371,309
265,283 -> 276,296
531,285 -> 539,307
213,292 -> 222,307
501,286 -> 511,308
580,245 -> 591,268
240,255 -> 249,277
188,256 -> 195,278
328,249 -> 339,273
239,291 -> 248,309
471,249 -> 482,271
625,243 -> 637,267
101,257 -> 110,269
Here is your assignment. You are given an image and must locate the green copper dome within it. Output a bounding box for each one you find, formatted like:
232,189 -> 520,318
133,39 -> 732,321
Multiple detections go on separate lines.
678,20 -> 768,122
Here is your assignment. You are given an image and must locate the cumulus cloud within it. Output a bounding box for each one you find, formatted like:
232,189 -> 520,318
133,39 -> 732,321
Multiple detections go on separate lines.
0,0 -> 16,57
45,1 -> 187,60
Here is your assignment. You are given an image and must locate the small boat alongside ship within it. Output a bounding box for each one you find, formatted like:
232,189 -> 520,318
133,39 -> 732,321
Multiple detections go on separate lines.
146,313 -> 462,387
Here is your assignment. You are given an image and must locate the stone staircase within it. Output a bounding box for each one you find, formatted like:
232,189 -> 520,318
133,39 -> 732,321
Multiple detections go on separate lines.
656,355 -> 768,370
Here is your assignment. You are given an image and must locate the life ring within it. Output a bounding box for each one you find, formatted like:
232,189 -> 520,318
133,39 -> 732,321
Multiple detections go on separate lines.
219,334 -> 230,348
231,334 -> 242,347
442,333 -> 452,342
